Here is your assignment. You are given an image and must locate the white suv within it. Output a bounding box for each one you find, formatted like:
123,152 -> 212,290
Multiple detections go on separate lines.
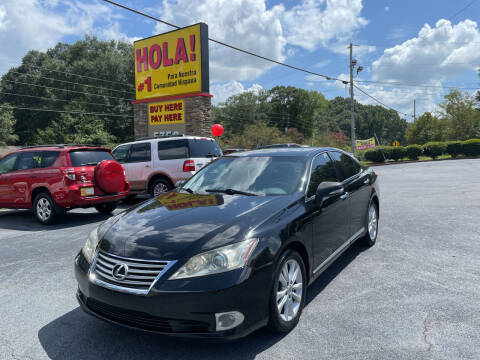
112,136 -> 222,197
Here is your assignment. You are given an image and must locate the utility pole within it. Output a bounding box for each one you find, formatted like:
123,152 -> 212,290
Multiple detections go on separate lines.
413,99 -> 416,122
349,43 -> 355,154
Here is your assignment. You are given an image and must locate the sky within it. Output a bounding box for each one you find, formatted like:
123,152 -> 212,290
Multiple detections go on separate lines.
1,0 -> 480,120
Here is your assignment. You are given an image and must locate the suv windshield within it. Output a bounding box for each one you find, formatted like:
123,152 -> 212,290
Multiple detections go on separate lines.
183,156 -> 306,196
69,150 -> 114,166
189,139 -> 222,158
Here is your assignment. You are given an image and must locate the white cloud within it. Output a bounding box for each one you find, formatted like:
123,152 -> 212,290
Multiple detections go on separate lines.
211,81 -> 263,104
384,6 -> 389,12
361,19 -> 480,116
154,0 -> 369,83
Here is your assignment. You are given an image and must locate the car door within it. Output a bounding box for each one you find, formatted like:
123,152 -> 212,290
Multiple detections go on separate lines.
11,151 -> 43,205
0,153 -> 19,206
307,152 -> 351,271
125,142 -> 152,192
112,143 -> 132,179
329,151 -> 371,238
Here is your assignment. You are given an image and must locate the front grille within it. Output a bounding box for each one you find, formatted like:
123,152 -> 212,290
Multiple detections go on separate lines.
92,251 -> 173,294
86,298 -> 211,333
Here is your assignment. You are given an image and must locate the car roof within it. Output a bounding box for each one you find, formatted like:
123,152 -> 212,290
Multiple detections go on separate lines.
14,145 -> 110,153
229,147 -> 340,157
116,136 -> 216,147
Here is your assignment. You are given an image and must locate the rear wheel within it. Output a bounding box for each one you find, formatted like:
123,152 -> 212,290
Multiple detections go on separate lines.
360,202 -> 378,247
33,192 -> 57,225
150,178 -> 172,197
268,250 -> 306,333
95,202 -> 117,214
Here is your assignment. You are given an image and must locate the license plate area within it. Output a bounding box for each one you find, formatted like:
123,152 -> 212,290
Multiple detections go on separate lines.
81,187 -> 95,197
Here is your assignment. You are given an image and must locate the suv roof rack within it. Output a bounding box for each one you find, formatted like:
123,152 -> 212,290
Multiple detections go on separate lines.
20,144 -> 99,150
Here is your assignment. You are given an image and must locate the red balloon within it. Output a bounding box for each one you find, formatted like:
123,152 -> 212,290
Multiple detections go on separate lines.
211,124 -> 224,136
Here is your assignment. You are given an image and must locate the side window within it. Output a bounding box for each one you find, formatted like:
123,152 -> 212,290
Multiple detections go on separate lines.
41,151 -> 60,168
188,139 -> 222,158
307,153 -> 338,197
158,140 -> 189,160
17,152 -> 42,170
0,154 -> 19,174
129,143 -> 151,163
329,151 -> 361,181
112,144 -> 131,163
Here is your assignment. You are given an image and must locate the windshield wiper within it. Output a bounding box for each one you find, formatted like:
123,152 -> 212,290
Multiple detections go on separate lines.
205,188 -> 259,196
181,187 -> 194,194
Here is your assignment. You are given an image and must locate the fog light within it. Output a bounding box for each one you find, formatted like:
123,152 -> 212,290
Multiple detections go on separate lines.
215,311 -> 244,331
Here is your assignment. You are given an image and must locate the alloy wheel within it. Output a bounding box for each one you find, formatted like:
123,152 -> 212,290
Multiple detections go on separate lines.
368,204 -> 378,240
153,182 -> 168,196
37,198 -> 52,221
276,259 -> 303,322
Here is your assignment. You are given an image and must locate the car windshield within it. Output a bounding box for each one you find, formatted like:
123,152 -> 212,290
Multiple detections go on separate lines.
69,150 -> 114,166
183,156 -> 306,196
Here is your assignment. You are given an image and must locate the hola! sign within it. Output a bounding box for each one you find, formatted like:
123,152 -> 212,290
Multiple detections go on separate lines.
355,137 -> 376,150
134,23 -> 209,100
148,100 -> 185,125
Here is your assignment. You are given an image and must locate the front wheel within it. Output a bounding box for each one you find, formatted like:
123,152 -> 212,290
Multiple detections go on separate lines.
268,250 -> 307,333
95,202 -> 117,214
360,202 -> 378,247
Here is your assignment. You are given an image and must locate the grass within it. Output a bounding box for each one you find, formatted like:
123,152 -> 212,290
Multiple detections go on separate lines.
360,153 -> 480,166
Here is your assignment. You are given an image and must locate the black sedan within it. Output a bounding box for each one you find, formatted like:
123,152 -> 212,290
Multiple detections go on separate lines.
74,147 -> 380,339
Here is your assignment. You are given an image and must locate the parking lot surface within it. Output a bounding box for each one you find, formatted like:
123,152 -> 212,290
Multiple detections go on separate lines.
1,159 -> 479,360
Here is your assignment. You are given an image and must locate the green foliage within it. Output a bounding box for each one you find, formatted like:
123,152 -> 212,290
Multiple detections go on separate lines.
386,146 -> 406,161
446,141 -> 463,158
0,36 -> 134,145
405,112 -> 446,145
405,145 -> 423,160
461,139 -> 480,156
312,132 -> 349,150
423,142 -> 447,159
0,105 -> 19,146
364,148 -> 385,163
222,122 -> 290,149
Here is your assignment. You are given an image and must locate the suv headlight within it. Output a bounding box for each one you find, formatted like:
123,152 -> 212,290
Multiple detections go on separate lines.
169,239 -> 258,280
82,227 -> 99,263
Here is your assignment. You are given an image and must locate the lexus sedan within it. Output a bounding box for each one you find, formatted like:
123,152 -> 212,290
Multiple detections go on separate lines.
74,147 -> 380,340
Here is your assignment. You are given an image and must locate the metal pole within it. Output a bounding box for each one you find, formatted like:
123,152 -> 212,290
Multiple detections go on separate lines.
414,99 -> 416,122
349,43 -> 355,154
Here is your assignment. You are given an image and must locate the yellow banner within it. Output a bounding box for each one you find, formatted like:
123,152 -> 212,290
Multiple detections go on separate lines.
355,137 -> 376,150
157,192 -> 219,211
134,23 -> 208,100
148,100 -> 185,125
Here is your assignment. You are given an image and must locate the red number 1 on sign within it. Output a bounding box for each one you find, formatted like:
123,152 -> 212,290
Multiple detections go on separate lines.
138,77 -> 152,92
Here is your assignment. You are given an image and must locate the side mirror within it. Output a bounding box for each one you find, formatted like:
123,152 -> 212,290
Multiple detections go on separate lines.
315,181 -> 344,208
175,180 -> 186,188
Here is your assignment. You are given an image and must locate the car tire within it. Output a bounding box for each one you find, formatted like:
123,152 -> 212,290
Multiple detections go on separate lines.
360,201 -> 378,247
150,178 -> 172,197
95,202 -> 117,214
33,192 -> 58,225
268,249 -> 307,333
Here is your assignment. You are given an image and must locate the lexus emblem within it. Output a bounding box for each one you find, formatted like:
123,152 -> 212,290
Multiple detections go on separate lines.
112,263 -> 129,280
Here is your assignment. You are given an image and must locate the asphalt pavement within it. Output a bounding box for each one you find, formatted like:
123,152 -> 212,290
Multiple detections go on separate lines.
0,159 -> 479,359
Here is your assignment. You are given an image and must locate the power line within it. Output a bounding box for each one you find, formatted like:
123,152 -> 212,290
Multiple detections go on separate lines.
2,78 -> 134,102
449,0 -> 477,21
8,70 -> 136,95
353,84 -> 413,118
0,104 -> 133,117
102,0 -> 348,84
354,79 -> 480,91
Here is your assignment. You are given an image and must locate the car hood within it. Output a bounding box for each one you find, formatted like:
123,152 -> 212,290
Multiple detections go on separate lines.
98,191 -> 292,260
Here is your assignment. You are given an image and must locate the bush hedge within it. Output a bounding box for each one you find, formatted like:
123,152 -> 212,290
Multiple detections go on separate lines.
461,139 -> 480,156
446,141 -> 463,158
364,147 -> 385,163
423,142 -> 447,159
405,145 -> 423,160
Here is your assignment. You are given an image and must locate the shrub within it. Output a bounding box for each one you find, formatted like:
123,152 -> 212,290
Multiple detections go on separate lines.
388,146 -> 406,161
461,139 -> 480,157
364,147 -> 385,163
405,145 -> 423,160
446,141 -> 463,158
423,142 -> 446,159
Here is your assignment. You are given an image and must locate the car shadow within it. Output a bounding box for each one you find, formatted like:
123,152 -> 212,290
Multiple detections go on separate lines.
37,242 -> 367,359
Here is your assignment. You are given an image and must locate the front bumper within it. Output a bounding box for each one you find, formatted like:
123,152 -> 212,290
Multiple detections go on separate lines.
74,252 -> 272,340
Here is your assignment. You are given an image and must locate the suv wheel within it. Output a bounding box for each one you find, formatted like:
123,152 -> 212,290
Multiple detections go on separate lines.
268,249 -> 307,333
95,202 -> 117,214
34,193 -> 57,225
150,178 -> 172,197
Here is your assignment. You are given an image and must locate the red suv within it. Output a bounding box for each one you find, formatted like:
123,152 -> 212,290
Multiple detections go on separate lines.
0,145 -> 130,224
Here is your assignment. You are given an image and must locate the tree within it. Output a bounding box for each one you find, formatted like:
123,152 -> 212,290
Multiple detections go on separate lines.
405,112 -> 446,144
223,122 -> 289,148
0,104 -> 19,146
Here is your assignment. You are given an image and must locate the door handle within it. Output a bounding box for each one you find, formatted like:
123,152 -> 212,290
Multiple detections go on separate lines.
30,175 -> 37,179
340,192 -> 350,200
1,176 -> 8,180
144,165 -> 150,168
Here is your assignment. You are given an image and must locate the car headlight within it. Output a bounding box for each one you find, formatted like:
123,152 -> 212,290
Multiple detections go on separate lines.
82,227 -> 100,263
169,239 -> 258,280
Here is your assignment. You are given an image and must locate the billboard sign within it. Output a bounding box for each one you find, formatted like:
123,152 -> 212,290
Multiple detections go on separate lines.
134,23 -> 209,100
355,137 -> 376,150
148,100 -> 185,126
